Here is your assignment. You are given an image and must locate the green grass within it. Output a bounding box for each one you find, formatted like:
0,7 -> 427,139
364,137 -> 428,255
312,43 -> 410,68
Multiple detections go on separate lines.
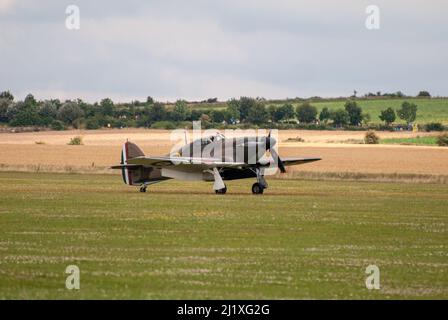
196,98 -> 448,125
0,172 -> 447,299
380,136 -> 438,146
311,98 -> 448,125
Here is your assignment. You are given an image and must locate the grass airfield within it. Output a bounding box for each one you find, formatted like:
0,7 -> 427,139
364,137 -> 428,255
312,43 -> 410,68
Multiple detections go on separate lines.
0,172 -> 447,299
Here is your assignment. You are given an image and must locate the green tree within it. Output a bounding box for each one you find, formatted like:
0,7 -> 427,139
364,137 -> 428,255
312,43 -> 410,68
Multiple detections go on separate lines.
282,104 -> 295,120
296,102 -> 317,123
397,101 -> 418,125
51,99 -> 62,109
24,94 -> 37,106
148,102 -> 166,122
268,105 -> 293,122
211,109 -> 225,123
331,109 -> 350,127
417,91 -> 431,97
226,99 -> 240,122
268,105 -> 278,122
0,90 -> 14,101
8,101 -> 40,126
79,101 -> 96,118
379,107 -> 396,126
100,98 -> 114,116
344,100 -> 363,126
247,101 -> 268,125
57,102 -> 84,125
146,96 -> 154,104
0,98 -> 11,122
10,109 -> 39,126
171,100 -> 190,121
38,101 -> 58,126
319,107 -> 331,123
239,97 -> 257,122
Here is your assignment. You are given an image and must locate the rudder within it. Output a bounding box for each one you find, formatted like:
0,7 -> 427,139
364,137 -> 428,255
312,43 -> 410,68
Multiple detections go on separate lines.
121,141 -> 145,185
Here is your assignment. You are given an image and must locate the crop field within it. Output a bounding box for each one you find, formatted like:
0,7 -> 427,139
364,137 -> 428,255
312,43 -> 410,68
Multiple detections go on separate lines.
1,129 -> 448,179
0,172 -> 447,299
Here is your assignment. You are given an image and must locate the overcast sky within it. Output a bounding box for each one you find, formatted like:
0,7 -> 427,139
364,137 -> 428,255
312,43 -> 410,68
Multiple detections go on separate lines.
0,0 -> 447,102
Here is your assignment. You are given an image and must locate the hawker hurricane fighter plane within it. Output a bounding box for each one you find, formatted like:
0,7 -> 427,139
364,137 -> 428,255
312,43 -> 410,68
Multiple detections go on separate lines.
111,131 -> 320,194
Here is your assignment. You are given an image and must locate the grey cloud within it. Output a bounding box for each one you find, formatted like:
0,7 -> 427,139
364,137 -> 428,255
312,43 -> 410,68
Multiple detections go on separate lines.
0,0 -> 447,102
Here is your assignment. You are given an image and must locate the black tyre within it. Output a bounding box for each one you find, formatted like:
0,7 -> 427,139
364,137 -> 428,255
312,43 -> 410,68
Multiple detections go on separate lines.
215,185 -> 227,194
251,183 -> 264,194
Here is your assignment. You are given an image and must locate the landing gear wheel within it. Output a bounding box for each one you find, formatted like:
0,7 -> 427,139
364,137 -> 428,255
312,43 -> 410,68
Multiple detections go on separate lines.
139,186 -> 147,193
215,185 -> 227,194
251,183 -> 264,194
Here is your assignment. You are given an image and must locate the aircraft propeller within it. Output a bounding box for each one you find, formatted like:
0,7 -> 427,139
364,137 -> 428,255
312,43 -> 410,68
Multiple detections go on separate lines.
265,130 -> 286,173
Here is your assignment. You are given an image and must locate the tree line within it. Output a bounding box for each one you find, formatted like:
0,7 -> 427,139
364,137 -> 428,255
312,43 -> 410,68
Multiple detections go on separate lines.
0,90 -> 433,131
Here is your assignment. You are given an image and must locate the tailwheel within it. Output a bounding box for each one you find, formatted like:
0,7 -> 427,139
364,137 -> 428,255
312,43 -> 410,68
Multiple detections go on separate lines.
215,185 -> 227,194
139,186 -> 147,193
251,182 -> 264,195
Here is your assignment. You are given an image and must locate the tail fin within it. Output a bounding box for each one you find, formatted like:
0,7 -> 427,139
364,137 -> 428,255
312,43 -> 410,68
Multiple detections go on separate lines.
121,141 -> 145,185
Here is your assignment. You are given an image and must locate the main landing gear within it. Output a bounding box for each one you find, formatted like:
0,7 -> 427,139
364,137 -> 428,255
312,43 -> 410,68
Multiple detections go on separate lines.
139,185 -> 147,193
251,168 -> 267,195
251,182 -> 264,194
215,185 -> 227,194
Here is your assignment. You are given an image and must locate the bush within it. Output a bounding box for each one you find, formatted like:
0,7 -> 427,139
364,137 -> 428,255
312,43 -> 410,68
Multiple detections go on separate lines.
68,136 -> 83,145
364,131 -> 379,144
51,120 -> 65,131
86,118 -> 101,130
437,133 -> 448,146
150,121 -> 177,130
425,122 -> 444,132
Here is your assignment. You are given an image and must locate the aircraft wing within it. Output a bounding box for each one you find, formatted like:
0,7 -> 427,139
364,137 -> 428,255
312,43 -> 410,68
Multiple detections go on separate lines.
281,157 -> 321,166
126,156 -> 247,170
110,164 -> 143,169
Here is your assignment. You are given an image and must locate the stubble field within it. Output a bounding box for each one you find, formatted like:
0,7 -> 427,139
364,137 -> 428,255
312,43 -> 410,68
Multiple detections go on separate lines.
0,129 -> 447,179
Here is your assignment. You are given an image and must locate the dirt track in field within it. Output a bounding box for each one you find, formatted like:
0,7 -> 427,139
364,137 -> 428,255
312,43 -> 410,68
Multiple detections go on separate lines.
0,128 -> 447,175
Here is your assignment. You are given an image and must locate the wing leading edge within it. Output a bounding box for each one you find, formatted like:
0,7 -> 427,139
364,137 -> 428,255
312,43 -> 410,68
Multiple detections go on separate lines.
125,156 -> 321,168
281,157 -> 322,166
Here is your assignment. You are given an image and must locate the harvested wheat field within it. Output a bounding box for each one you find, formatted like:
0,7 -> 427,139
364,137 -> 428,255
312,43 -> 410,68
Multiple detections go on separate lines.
0,129 -> 447,179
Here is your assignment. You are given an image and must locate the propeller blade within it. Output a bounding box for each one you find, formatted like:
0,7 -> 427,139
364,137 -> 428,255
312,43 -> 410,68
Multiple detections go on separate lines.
270,148 -> 286,173
265,130 -> 285,172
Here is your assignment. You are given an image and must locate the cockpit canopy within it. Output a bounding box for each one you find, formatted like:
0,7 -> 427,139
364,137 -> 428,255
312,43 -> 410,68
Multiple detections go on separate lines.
196,132 -> 225,146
